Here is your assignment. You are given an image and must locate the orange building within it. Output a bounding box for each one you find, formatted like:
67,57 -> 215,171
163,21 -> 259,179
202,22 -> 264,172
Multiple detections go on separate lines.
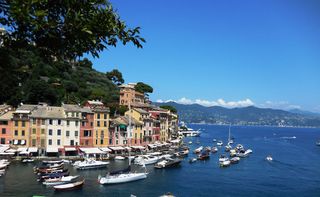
119,83 -> 149,108
0,111 -> 14,145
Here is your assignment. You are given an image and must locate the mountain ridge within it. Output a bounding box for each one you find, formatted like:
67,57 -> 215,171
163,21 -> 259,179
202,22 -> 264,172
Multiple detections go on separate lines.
153,102 -> 320,127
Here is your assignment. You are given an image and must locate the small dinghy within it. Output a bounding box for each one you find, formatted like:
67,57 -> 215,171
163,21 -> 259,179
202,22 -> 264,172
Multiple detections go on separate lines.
211,147 -> 218,153
22,158 -> 34,163
189,158 -> 197,163
266,155 -> 273,161
230,157 -> 240,164
53,179 -> 84,191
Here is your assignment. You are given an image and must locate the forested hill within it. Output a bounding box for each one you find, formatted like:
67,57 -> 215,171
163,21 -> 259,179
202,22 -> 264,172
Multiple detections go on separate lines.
154,102 -> 320,127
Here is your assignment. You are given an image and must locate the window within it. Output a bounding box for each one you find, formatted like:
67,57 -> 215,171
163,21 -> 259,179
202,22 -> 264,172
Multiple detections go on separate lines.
14,130 -> 18,136
48,139 -> 52,145
22,130 -> 25,136
82,121 -> 85,127
104,113 -> 107,119
49,129 -> 53,135
109,139 -> 112,145
41,119 -> 45,125
41,129 -> 45,135
1,128 -> 6,134
32,128 -> 36,134
70,140 -> 74,146
90,122 -> 93,127
96,139 -> 98,145
57,129 -> 61,136
22,121 -> 25,127
116,140 -> 118,145
101,130 -> 104,137
75,130 -> 78,137
140,133 -> 142,139
104,121 -> 107,127
15,121 -> 18,127
97,113 -> 100,119
100,139 -> 103,145
1,138 -> 5,144
75,121 -> 79,126
32,139 -> 36,146
84,130 -> 91,137
57,119 -> 61,125
41,139 -> 45,147
66,130 -> 70,137
57,139 -> 61,145
49,119 -> 53,125
67,120 -> 70,126
32,118 -> 36,125
135,133 -> 137,139
97,121 -> 100,127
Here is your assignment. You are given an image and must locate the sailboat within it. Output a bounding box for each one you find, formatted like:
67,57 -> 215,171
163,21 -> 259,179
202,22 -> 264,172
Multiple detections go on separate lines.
98,103 -> 148,185
225,124 -> 233,152
227,124 -> 234,145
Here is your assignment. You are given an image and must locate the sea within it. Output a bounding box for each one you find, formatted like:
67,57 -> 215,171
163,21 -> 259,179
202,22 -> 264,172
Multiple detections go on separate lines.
1,124 -> 320,197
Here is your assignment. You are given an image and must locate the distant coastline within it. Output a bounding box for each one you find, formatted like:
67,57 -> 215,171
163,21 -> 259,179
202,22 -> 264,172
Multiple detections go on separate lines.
188,122 -> 319,129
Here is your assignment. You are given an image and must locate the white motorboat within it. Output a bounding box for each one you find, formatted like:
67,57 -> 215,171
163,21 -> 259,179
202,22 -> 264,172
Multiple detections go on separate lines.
211,146 -> 218,153
22,158 -> 34,163
230,157 -> 240,164
213,139 -> 217,142
193,146 -> 203,154
266,155 -> 273,161
134,155 -> 159,165
189,158 -> 197,163
220,160 -> 231,167
73,159 -> 109,170
219,155 -> 229,162
217,141 -> 223,146
237,149 -> 252,158
114,156 -> 126,160
178,122 -> 201,137
43,175 -> 79,186
98,171 -> 147,184
159,154 -> 172,160
188,141 -> 192,144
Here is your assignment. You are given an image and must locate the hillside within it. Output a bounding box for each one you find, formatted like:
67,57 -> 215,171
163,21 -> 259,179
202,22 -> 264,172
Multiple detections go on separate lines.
154,102 -> 320,127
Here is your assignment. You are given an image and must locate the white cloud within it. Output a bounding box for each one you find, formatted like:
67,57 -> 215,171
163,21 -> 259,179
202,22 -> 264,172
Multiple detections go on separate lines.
157,97 -> 254,108
258,101 -> 301,110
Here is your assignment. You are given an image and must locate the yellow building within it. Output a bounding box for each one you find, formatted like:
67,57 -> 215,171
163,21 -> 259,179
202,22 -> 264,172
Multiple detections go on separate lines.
125,108 -> 147,145
11,105 -> 37,147
93,108 -> 110,147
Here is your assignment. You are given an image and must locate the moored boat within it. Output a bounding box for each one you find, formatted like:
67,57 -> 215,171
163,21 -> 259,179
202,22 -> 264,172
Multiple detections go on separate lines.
266,155 -> 273,161
197,151 -> 210,160
211,146 -> 218,153
217,141 -> 223,146
53,179 -> 84,191
230,157 -> 240,164
189,158 -> 197,163
22,158 -> 34,163
43,175 -> 79,186
154,158 -> 182,169
193,146 -> 203,154
73,159 -> 109,170
134,155 -> 159,165
114,156 -> 126,160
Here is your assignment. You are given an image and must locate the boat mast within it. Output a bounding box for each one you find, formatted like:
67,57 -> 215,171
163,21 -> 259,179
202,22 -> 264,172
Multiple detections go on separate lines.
128,102 -> 132,166
228,124 -> 231,143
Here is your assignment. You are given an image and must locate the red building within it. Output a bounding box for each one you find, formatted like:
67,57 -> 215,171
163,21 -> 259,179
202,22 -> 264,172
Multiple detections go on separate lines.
79,107 -> 94,147
0,111 -> 13,145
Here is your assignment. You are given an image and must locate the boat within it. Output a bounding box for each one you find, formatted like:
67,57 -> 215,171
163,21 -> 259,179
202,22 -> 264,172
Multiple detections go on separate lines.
154,158 -> 182,169
189,158 -> 197,163
193,146 -> 203,154
219,155 -> 229,162
266,155 -> 273,161
22,158 -> 34,163
225,145 -> 232,152
216,141 -> 223,146
53,179 -> 84,191
37,171 -> 70,182
197,151 -> 210,160
230,157 -> 240,164
236,149 -> 252,158
220,160 -> 231,167
211,146 -> 218,153
43,175 -> 79,186
38,168 -> 68,176
114,156 -> 126,160
229,149 -> 237,157
205,146 -> 211,152
73,158 -> 109,170
134,155 -> 159,165
316,141 -> 320,146
212,139 -> 217,142
98,171 -> 147,185
188,141 -> 192,144
227,124 -> 234,145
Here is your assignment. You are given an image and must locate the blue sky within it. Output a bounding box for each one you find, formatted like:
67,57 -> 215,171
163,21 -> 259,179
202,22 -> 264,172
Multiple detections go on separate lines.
88,0 -> 320,112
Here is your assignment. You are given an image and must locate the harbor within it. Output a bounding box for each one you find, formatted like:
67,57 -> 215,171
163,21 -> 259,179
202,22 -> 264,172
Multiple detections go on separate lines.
1,125 -> 320,197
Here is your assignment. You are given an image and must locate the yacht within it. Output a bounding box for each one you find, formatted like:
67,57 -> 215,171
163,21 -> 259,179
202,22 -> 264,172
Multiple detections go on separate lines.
266,155 -> 273,161
98,166 -> 147,185
178,122 -> 201,137
134,155 -> 159,165
73,158 -> 109,170
154,158 -> 182,169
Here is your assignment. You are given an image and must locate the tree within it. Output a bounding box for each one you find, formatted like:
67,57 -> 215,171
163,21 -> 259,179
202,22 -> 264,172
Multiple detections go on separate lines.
106,69 -> 124,85
135,82 -> 153,94
160,105 -> 177,114
0,0 -> 145,60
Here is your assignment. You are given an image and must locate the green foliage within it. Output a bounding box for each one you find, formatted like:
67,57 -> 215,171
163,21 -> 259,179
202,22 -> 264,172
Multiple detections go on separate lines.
160,105 -> 177,113
0,0 -> 145,59
106,69 -> 124,85
135,82 -> 153,94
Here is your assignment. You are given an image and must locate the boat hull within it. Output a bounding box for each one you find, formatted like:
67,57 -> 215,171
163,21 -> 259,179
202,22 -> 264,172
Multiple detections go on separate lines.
99,173 -> 147,184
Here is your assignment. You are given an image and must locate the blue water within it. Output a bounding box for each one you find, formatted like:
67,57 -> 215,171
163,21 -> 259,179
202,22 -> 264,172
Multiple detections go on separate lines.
1,125 -> 320,197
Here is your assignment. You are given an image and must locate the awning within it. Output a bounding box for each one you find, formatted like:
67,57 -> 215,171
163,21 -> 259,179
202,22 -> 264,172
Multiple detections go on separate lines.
0,146 -> 10,152
28,147 -> 38,153
46,147 -> 59,153
79,147 -> 106,154
109,146 -> 125,151
99,147 -> 112,152
0,152 -> 15,155
65,147 -> 77,152
17,147 -> 28,152
170,139 -> 180,144
5,149 -> 18,153
125,147 -> 132,151
131,146 -> 146,149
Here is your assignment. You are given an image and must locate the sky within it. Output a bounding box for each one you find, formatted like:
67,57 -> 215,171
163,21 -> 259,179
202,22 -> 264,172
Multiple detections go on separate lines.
88,0 -> 320,112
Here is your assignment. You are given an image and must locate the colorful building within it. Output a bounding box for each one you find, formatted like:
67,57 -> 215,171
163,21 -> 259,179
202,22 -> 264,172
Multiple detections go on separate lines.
79,107 -> 94,147
0,111 -> 14,145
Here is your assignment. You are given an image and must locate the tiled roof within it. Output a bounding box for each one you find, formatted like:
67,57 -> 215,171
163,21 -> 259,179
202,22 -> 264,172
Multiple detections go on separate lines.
0,111 -> 14,120
30,106 -> 65,119
62,104 -> 82,112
